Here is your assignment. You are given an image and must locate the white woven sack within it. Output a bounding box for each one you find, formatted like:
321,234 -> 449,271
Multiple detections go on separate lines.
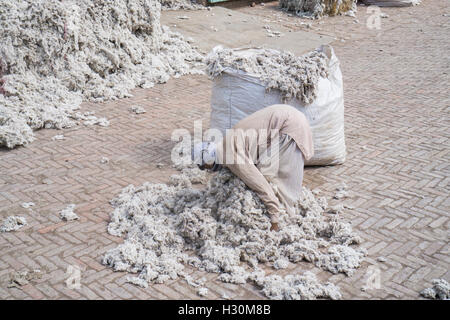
210,45 -> 346,166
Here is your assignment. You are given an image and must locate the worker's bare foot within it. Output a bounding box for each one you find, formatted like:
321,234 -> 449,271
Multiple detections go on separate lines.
270,222 -> 279,232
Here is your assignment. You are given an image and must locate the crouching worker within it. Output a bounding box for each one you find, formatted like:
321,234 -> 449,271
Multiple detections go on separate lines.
193,104 -> 314,232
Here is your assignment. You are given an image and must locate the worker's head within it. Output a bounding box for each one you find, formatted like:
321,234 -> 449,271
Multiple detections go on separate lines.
192,141 -> 220,171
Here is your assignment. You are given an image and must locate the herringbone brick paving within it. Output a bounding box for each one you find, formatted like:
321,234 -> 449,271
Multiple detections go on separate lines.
0,0 -> 448,299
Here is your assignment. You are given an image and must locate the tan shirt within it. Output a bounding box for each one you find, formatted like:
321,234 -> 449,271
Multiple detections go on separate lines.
215,104 -> 314,223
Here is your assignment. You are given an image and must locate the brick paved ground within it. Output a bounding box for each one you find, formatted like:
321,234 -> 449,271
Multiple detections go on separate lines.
0,0 -> 448,299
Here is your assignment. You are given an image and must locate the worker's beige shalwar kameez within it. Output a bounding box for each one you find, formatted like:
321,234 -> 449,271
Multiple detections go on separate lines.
215,104 -> 314,223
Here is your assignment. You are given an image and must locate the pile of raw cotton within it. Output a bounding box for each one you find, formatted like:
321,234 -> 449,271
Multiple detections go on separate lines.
205,47 -> 329,104
103,167 -> 366,299
279,0 -> 357,19
159,0 -> 205,10
0,0 -> 203,148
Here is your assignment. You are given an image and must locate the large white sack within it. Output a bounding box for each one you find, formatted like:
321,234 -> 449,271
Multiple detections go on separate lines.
360,0 -> 420,7
209,45 -> 346,166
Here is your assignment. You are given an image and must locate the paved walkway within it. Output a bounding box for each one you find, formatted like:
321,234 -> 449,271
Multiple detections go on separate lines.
0,1 -> 448,299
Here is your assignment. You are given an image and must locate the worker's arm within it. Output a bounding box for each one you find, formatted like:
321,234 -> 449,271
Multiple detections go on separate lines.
226,161 -> 282,227
217,129 -> 283,229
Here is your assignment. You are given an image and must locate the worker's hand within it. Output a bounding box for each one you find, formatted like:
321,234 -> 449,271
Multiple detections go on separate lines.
270,222 -> 279,232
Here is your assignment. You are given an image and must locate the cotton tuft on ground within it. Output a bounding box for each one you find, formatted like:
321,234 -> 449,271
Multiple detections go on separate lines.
0,216 -> 27,232
103,167 -> 366,299
279,0 -> 357,19
420,279 -> 450,300
0,0 -> 203,148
